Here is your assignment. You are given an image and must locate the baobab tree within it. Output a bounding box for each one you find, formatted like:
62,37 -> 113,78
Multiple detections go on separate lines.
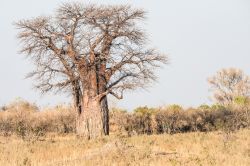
16,3 -> 167,139
208,68 -> 250,105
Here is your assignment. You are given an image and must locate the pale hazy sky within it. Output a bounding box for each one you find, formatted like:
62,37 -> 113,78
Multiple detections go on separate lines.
1,0 -> 250,110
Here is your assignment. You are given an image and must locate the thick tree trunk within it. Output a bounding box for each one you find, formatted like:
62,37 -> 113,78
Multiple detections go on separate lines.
74,50 -> 109,139
72,80 -> 82,115
101,97 -> 109,135
99,37 -> 112,136
97,61 -> 110,135
76,98 -> 103,139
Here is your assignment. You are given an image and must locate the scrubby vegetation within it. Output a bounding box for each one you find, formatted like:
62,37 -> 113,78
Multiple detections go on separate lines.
110,105 -> 249,136
0,99 -> 249,165
0,99 -> 75,141
0,99 -> 249,141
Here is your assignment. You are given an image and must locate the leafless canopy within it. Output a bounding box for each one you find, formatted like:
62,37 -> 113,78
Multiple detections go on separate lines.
208,68 -> 250,105
16,2 -> 167,102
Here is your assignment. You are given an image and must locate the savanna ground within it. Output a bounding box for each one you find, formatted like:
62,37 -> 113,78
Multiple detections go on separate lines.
0,129 -> 249,166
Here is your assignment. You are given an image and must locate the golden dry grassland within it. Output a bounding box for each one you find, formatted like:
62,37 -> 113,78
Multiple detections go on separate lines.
0,129 -> 249,166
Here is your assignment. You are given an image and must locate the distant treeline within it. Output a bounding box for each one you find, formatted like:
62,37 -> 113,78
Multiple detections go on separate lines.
0,99 -> 249,140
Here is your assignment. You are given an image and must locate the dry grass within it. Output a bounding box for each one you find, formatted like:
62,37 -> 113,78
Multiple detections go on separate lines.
0,129 -> 249,166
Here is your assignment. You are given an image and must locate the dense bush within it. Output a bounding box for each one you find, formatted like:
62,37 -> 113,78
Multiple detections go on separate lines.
112,105 -> 249,135
0,100 -> 75,140
0,99 -> 249,139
